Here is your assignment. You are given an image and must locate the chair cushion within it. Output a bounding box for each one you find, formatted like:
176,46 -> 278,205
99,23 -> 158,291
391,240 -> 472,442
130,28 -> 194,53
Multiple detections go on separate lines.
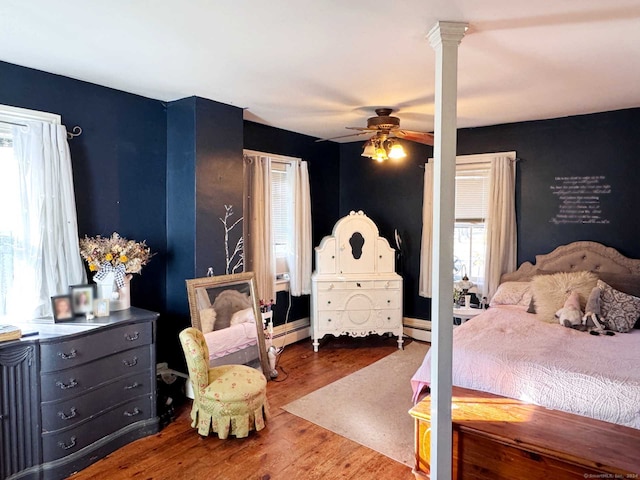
203,364 -> 267,402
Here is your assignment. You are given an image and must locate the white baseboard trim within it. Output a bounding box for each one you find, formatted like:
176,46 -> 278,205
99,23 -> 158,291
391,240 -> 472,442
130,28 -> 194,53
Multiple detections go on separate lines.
271,317 -> 311,347
270,317 -> 431,345
403,317 -> 432,343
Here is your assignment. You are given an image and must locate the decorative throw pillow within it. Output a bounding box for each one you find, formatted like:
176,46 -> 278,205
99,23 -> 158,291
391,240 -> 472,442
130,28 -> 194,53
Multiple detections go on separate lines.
597,280 -> 640,333
211,290 -> 252,330
199,307 -> 217,333
597,272 -> 640,298
489,281 -> 532,307
230,307 -> 255,326
530,271 -> 598,323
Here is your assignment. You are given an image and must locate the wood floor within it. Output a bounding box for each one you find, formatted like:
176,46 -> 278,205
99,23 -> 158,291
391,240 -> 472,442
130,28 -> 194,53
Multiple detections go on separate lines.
70,335 -> 416,480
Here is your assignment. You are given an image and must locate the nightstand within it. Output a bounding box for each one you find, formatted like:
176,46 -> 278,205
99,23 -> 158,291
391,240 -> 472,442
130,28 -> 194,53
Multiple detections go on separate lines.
453,306 -> 482,325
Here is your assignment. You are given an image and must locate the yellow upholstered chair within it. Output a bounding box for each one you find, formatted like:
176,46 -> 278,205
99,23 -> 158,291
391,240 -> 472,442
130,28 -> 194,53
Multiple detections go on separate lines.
178,327 -> 269,438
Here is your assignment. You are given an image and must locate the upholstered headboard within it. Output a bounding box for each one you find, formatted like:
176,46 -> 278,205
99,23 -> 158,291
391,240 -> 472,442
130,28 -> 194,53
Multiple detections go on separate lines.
501,241 -> 640,283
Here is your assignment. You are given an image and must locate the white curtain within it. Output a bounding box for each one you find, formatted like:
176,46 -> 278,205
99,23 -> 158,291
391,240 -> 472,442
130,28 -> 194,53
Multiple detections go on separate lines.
418,162 -> 434,297
287,161 -> 312,296
5,120 -> 85,318
484,156 -> 517,300
245,155 -> 276,303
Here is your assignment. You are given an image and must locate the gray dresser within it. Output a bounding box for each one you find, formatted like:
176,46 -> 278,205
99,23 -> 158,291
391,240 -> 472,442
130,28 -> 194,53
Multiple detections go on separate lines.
0,308 -> 159,480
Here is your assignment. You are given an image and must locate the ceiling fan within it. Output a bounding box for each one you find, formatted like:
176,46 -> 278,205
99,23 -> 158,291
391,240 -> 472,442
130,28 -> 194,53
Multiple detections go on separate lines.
316,108 -> 434,162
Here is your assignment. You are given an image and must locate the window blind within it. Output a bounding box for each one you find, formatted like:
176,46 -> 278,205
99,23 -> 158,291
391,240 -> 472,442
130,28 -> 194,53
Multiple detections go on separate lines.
455,166 -> 490,222
271,168 -> 290,258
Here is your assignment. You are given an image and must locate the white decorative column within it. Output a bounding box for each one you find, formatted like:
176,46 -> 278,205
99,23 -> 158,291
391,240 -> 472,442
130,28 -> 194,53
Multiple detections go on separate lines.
427,20 -> 467,480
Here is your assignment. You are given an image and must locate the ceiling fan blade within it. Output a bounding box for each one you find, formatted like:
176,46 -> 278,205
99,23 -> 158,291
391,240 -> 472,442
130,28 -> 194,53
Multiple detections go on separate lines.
345,126 -> 374,131
315,131 -> 372,142
396,130 -> 434,145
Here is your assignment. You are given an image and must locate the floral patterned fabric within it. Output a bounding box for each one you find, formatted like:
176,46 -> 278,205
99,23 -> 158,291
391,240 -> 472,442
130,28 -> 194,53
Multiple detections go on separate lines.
179,327 -> 269,438
598,280 -> 640,333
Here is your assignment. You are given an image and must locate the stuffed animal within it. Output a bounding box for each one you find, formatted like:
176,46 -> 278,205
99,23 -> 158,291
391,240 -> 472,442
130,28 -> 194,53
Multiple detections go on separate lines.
556,290 -> 583,328
581,286 -> 614,336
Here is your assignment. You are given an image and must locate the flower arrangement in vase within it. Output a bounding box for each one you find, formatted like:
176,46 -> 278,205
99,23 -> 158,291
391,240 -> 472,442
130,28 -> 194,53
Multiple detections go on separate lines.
79,232 -> 154,311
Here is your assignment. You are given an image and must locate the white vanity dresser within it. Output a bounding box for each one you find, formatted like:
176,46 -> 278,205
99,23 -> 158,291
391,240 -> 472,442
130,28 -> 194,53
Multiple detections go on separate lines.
311,211 -> 403,352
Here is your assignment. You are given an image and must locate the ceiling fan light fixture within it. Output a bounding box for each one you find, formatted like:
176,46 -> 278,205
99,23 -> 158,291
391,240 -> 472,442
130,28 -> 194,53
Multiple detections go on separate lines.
361,140 -> 376,158
387,141 -> 407,160
375,145 -> 387,162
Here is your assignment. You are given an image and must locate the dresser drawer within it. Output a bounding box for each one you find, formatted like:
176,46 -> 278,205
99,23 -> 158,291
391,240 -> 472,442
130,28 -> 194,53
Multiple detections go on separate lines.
41,345 -> 151,402
42,371 -> 152,433
315,280 -> 375,291
41,322 -> 152,373
316,291 -> 348,311
316,311 -> 343,331
42,395 -> 153,462
375,309 -> 402,329
317,290 -> 380,312
374,279 -> 401,290
373,293 -> 401,310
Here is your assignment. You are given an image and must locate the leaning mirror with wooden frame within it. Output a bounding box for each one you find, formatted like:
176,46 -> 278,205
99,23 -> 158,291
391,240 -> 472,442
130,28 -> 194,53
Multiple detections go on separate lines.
185,272 -> 270,379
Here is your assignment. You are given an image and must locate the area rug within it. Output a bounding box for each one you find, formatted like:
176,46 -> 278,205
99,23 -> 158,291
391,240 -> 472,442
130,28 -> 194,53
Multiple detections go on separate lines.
282,341 -> 430,466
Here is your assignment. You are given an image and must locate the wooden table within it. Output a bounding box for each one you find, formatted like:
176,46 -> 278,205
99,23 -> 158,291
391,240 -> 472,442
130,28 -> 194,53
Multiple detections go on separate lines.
409,387 -> 640,479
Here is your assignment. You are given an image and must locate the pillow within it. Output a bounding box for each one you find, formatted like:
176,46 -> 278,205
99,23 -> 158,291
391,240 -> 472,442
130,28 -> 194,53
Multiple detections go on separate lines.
530,271 -> 598,323
211,290 -> 252,330
597,280 -> 640,333
596,272 -> 640,298
199,307 -> 217,334
230,307 -> 256,326
489,281 -> 532,307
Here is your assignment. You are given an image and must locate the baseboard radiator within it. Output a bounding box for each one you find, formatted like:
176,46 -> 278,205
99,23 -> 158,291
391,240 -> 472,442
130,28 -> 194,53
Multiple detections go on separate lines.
270,317 -> 311,347
403,318 -> 432,343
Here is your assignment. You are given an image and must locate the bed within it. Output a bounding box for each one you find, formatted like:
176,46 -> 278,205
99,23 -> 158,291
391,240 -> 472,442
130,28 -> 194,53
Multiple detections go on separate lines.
409,241 -> 640,477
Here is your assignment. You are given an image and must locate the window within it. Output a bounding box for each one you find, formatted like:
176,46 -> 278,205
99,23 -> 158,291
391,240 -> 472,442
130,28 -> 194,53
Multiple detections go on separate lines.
0,104 -> 82,320
0,127 -> 16,315
453,159 -> 491,291
244,150 -> 299,291
271,162 -> 292,264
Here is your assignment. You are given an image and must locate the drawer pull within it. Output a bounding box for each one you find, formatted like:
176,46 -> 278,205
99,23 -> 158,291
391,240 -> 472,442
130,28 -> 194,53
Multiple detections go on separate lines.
327,300 -> 331,305
124,407 -> 141,417
56,379 -> 78,390
125,332 -> 140,341
58,349 -> 77,360
356,283 -> 361,288
58,436 -> 76,450
122,357 -> 138,367
57,407 -> 77,420
327,318 -> 332,322
387,299 -> 391,303
124,382 -> 140,390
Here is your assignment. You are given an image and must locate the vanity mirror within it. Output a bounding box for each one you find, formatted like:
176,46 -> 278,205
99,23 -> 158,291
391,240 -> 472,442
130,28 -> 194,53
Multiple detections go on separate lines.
185,272 -> 270,378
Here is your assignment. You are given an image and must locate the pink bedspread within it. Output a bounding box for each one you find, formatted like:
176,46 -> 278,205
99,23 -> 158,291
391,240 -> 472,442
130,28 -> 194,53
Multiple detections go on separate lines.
204,322 -> 257,360
411,305 -> 640,429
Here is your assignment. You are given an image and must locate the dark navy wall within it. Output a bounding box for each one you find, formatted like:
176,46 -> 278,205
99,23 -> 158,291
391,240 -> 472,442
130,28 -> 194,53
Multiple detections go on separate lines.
456,108 -> 640,264
165,97 -> 243,369
243,120 -> 341,326
339,108 -> 640,321
339,140 -> 433,320
166,98 -> 197,319
0,60 -> 167,315
194,98 -> 244,279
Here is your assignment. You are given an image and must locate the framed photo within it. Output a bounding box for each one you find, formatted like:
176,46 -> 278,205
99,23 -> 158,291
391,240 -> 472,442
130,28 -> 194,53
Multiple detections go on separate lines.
93,298 -> 110,317
51,294 -> 74,322
70,284 -> 95,316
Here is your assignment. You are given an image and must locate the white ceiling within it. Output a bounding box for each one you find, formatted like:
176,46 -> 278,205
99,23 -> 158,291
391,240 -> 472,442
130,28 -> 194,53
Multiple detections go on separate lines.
1,0 -> 639,142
